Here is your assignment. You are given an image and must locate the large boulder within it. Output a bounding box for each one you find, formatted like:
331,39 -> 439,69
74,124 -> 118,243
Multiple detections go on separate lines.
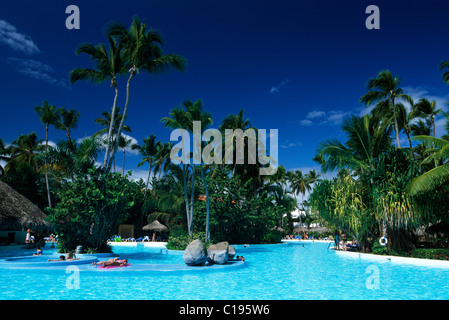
183,239 -> 207,266
207,241 -> 229,265
228,245 -> 236,260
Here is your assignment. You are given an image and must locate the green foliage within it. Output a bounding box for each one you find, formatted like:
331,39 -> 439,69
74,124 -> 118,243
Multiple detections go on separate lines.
411,248 -> 449,260
262,229 -> 283,244
166,230 -> 207,251
372,241 -> 389,255
194,172 -> 278,244
46,168 -> 135,252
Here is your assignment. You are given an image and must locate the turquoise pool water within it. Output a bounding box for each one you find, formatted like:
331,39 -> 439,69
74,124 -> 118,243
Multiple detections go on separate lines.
1,241 -> 449,300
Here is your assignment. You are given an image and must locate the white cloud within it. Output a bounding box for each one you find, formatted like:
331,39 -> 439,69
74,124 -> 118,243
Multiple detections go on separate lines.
300,119 -> 313,126
269,79 -> 289,94
0,20 -> 40,55
306,111 -> 326,119
300,110 -> 350,127
6,57 -> 69,89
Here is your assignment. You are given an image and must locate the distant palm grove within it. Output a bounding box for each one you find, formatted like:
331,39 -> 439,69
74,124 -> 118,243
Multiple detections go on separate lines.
1,16 -> 449,255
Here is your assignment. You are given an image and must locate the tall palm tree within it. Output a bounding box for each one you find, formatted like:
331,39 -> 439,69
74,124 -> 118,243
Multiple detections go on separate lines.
118,135 -> 133,176
5,133 -> 45,172
312,153 -> 328,180
0,138 -> 9,175
287,170 -> 311,226
161,103 -> 195,237
70,35 -> 125,169
184,99 -> 213,242
288,170 -> 311,205
360,70 -> 412,148
305,169 -> 321,189
132,134 -> 159,196
35,101 -> 61,208
55,108 -> 80,144
154,142 -> 173,180
396,100 -> 418,160
94,108 -> 131,167
106,16 -> 187,172
414,98 -> 442,141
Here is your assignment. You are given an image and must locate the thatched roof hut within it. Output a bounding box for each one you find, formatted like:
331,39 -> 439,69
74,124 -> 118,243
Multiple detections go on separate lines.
142,220 -> 168,232
0,181 -> 50,231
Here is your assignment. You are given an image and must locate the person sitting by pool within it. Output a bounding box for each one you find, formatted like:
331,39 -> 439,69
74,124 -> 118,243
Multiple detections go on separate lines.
47,255 -> 66,262
92,257 -> 128,268
66,250 -> 78,260
33,248 -> 43,256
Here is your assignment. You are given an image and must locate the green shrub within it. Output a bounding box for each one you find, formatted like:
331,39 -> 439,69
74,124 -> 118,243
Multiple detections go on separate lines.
166,231 -> 207,251
411,248 -> 449,260
262,229 -> 282,244
372,240 -> 388,255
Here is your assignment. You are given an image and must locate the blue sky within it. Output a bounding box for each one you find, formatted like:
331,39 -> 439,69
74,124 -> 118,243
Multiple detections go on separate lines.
2,0 -> 449,181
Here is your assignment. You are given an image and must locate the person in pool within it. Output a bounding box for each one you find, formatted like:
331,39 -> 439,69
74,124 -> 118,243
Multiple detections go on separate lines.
66,250 -> 78,260
33,248 -> 43,256
47,255 -> 66,262
92,257 -> 128,267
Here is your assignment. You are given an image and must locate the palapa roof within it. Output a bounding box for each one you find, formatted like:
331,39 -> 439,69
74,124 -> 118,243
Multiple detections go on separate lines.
142,220 -> 168,232
0,180 -> 50,230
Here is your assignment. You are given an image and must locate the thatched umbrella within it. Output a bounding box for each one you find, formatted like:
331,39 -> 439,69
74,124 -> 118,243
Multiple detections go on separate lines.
142,220 -> 168,232
142,220 -> 168,242
0,181 -> 50,231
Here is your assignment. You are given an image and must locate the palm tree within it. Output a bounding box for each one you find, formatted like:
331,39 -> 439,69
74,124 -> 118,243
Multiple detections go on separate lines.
70,35 -> 125,169
407,135 -> 449,195
94,108 -> 131,167
184,99 -> 213,241
0,138 -> 9,175
106,16 -> 187,172
396,101 -> 418,160
288,170 -> 311,205
55,108 -> 80,144
287,170 -> 311,226
161,103 -> 195,237
35,101 -> 61,208
118,135 -> 133,176
312,153 -> 327,179
317,114 -> 392,175
154,142 -> 173,180
305,169 -> 321,189
5,133 -> 45,172
414,98 -> 442,141
132,134 -> 159,196
360,70 -> 412,148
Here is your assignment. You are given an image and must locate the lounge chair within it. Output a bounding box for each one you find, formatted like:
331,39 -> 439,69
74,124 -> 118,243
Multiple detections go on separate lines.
135,237 -> 143,242
143,236 -> 150,242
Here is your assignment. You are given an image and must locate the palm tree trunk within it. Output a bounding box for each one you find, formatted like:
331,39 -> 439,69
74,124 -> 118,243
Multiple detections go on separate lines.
122,148 -> 125,176
107,69 -> 135,172
393,103 -> 401,148
44,125 -> 52,208
144,161 -> 152,197
103,83 -> 119,170
406,131 -> 415,160
200,164 -> 211,242
190,165 -> 195,233
182,164 -> 192,237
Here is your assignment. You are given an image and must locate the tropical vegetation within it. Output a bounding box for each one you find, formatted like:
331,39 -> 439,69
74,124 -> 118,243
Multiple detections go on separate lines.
1,16 -> 449,259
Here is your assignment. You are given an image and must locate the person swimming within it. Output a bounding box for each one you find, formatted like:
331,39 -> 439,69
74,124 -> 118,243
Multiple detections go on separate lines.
92,257 -> 128,267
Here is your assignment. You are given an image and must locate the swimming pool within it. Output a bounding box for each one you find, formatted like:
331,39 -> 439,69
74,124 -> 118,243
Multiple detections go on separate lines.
0,241 -> 448,300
